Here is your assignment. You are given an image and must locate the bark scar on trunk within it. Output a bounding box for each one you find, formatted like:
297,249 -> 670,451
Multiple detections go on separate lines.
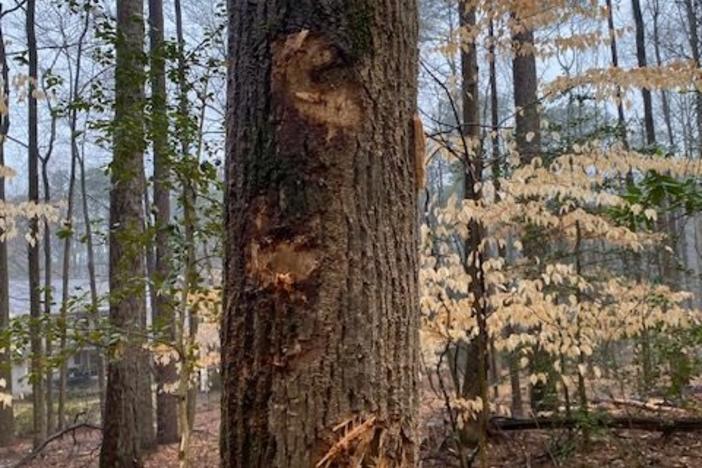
249,240 -> 319,289
272,30 -> 363,139
247,200 -> 320,291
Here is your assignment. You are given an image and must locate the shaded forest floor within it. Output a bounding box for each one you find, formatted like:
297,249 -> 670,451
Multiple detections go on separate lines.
2,396 -> 702,467
423,423 -> 702,467
0,401 -> 219,468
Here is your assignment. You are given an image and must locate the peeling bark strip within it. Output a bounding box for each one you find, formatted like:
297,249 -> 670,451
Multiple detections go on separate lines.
222,1 -> 420,467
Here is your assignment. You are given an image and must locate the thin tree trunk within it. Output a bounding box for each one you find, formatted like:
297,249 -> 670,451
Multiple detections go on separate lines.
574,221 -> 590,443
458,1 -> 488,464
99,0 -> 148,465
511,16 -> 541,165
57,8 -> 90,432
685,0 -> 702,157
79,150 -> 104,420
137,143 -> 156,450
149,0 -> 179,445
222,1 -> 420,466
40,122 -> 55,433
27,0 -> 46,448
488,17 -> 500,185
176,284 -> 192,468
490,13 -> 523,419
631,0 -> 656,146
173,0 -> 198,433
39,70 -> 59,432
0,5 -> 15,446
652,0 -> 675,149
606,0 -> 629,149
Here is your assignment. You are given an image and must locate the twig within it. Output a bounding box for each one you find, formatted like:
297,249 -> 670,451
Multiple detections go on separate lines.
12,423 -> 102,468
315,416 -> 377,468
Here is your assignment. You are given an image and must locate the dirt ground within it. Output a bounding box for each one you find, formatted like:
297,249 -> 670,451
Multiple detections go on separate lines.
0,404 -> 219,468
2,400 -> 702,467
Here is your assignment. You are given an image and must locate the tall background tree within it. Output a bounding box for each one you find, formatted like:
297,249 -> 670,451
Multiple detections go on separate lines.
100,0 -> 151,465
26,0 -> 46,448
631,0 -> 656,146
149,0 -> 178,445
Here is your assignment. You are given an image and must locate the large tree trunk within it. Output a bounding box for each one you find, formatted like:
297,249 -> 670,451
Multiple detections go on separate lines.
221,2 -> 420,467
631,0 -> 656,146
99,0 -> 149,465
26,0 -> 46,448
148,0 -> 179,445
0,5 -> 14,446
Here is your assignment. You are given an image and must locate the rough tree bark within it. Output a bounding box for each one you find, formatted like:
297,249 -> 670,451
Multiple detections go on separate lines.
511,13 -> 540,165
99,0 -> 150,465
0,4 -> 14,446
26,0 -> 46,448
631,0 -> 656,146
148,0 -> 179,445
221,1 -> 420,467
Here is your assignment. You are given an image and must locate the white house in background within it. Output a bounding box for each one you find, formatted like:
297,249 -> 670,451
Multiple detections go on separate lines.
5,278 -> 220,399
8,322 -> 105,399
7,279 -> 109,398
10,361 -> 30,398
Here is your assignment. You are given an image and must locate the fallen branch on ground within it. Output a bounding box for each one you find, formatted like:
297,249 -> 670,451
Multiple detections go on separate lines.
12,423 -> 102,468
490,415 -> 702,433
592,398 -> 682,413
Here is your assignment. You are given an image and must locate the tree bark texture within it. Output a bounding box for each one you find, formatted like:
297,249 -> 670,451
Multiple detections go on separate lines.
222,1 -> 420,467
100,0 -> 149,465
511,13 -> 541,165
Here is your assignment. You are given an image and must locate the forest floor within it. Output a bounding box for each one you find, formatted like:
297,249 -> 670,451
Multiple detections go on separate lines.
0,400 -> 219,468
2,394 -> 702,467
